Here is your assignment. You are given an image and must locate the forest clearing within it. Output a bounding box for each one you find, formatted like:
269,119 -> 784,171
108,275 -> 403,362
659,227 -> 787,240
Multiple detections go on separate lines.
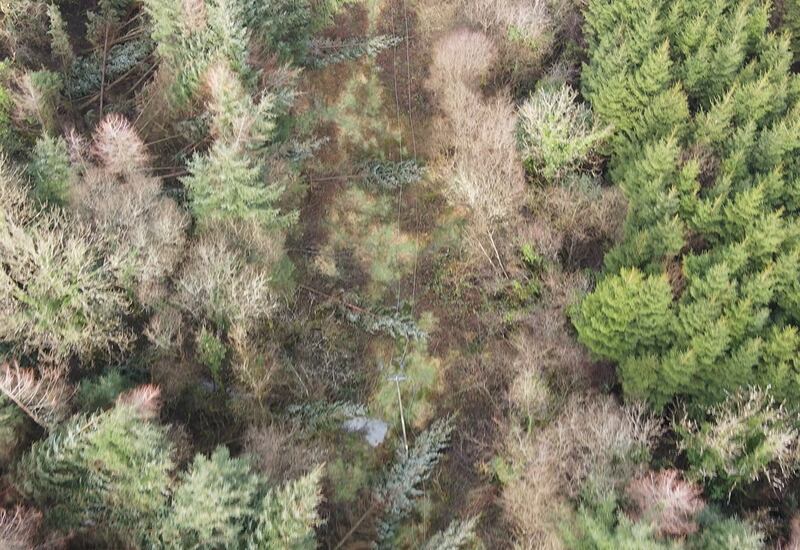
2,0 -> 800,548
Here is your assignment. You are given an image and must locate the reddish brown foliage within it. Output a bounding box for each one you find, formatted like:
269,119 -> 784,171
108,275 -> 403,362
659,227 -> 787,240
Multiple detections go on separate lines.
626,469 -> 705,537
117,384 -> 162,420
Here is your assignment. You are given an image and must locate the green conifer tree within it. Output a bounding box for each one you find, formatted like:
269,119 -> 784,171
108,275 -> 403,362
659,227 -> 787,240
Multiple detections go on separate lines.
573,268 -> 675,363
161,446 -> 258,547
161,446 -> 323,548
577,0 -> 800,410
308,35 -> 401,69
14,402 -> 173,543
47,4 -> 74,69
248,466 -> 323,549
785,0 -> 800,65
676,387 -> 800,499
182,61 -> 294,233
374,417 -> 453,548
27,134 -> 72,206
184,141 -> 289,231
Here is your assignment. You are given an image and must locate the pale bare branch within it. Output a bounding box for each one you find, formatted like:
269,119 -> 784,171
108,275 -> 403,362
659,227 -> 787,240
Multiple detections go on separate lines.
0,506 -> 42,550
116,384 -> 162,420
0,362 -> 73,429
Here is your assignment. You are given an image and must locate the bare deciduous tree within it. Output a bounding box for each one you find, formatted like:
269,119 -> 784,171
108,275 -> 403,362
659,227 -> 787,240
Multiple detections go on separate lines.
503,395 -> 661,548
91,114 -> 150,178
428,28 -> 525,272
177,233 -> 277,330
70,114 -> 188,307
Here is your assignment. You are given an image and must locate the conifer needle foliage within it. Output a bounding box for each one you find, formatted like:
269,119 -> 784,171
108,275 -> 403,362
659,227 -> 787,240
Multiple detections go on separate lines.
374,417 -> 453,548
574,0 -> 800,410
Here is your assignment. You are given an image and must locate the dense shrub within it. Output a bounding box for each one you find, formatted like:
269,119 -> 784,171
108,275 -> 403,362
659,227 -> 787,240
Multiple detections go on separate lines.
575,0 -> 800,409
626,469 -> 705,537
0,160 -> 131,363
0,64 -> 19,156
76,369 -> 135,413
565,489 -> 763,550
503,394 -> 660,548
517,83 -> 611,184
676,386 -> 800,499
195,326 -> 226,386
563,490 -> 675,550
0,395 -> 27,466
688,508 -> 764,550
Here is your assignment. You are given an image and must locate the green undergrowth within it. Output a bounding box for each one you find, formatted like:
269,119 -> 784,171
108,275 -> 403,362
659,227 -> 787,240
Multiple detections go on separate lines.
315,58 -> 404,157
370,311 -> 440,430
315,185 -> 419,299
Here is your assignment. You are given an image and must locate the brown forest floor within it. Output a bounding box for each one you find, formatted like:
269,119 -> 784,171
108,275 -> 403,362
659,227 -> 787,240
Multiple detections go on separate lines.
290,0 -> 519,546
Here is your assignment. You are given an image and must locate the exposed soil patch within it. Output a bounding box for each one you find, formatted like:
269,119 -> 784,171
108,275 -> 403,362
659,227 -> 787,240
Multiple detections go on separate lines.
559,235 -> 609,270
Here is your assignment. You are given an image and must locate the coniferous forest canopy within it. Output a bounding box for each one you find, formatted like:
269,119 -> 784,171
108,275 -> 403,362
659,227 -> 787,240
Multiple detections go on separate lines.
5,0 -> 800,547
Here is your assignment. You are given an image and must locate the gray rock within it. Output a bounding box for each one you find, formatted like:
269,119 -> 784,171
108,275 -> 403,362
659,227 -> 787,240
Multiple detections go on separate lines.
343,416 -> 390,447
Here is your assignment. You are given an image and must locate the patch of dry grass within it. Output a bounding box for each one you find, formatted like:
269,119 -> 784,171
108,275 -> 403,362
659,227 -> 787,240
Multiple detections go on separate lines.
313,186 -> 417,297
244,423 -> 326,483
